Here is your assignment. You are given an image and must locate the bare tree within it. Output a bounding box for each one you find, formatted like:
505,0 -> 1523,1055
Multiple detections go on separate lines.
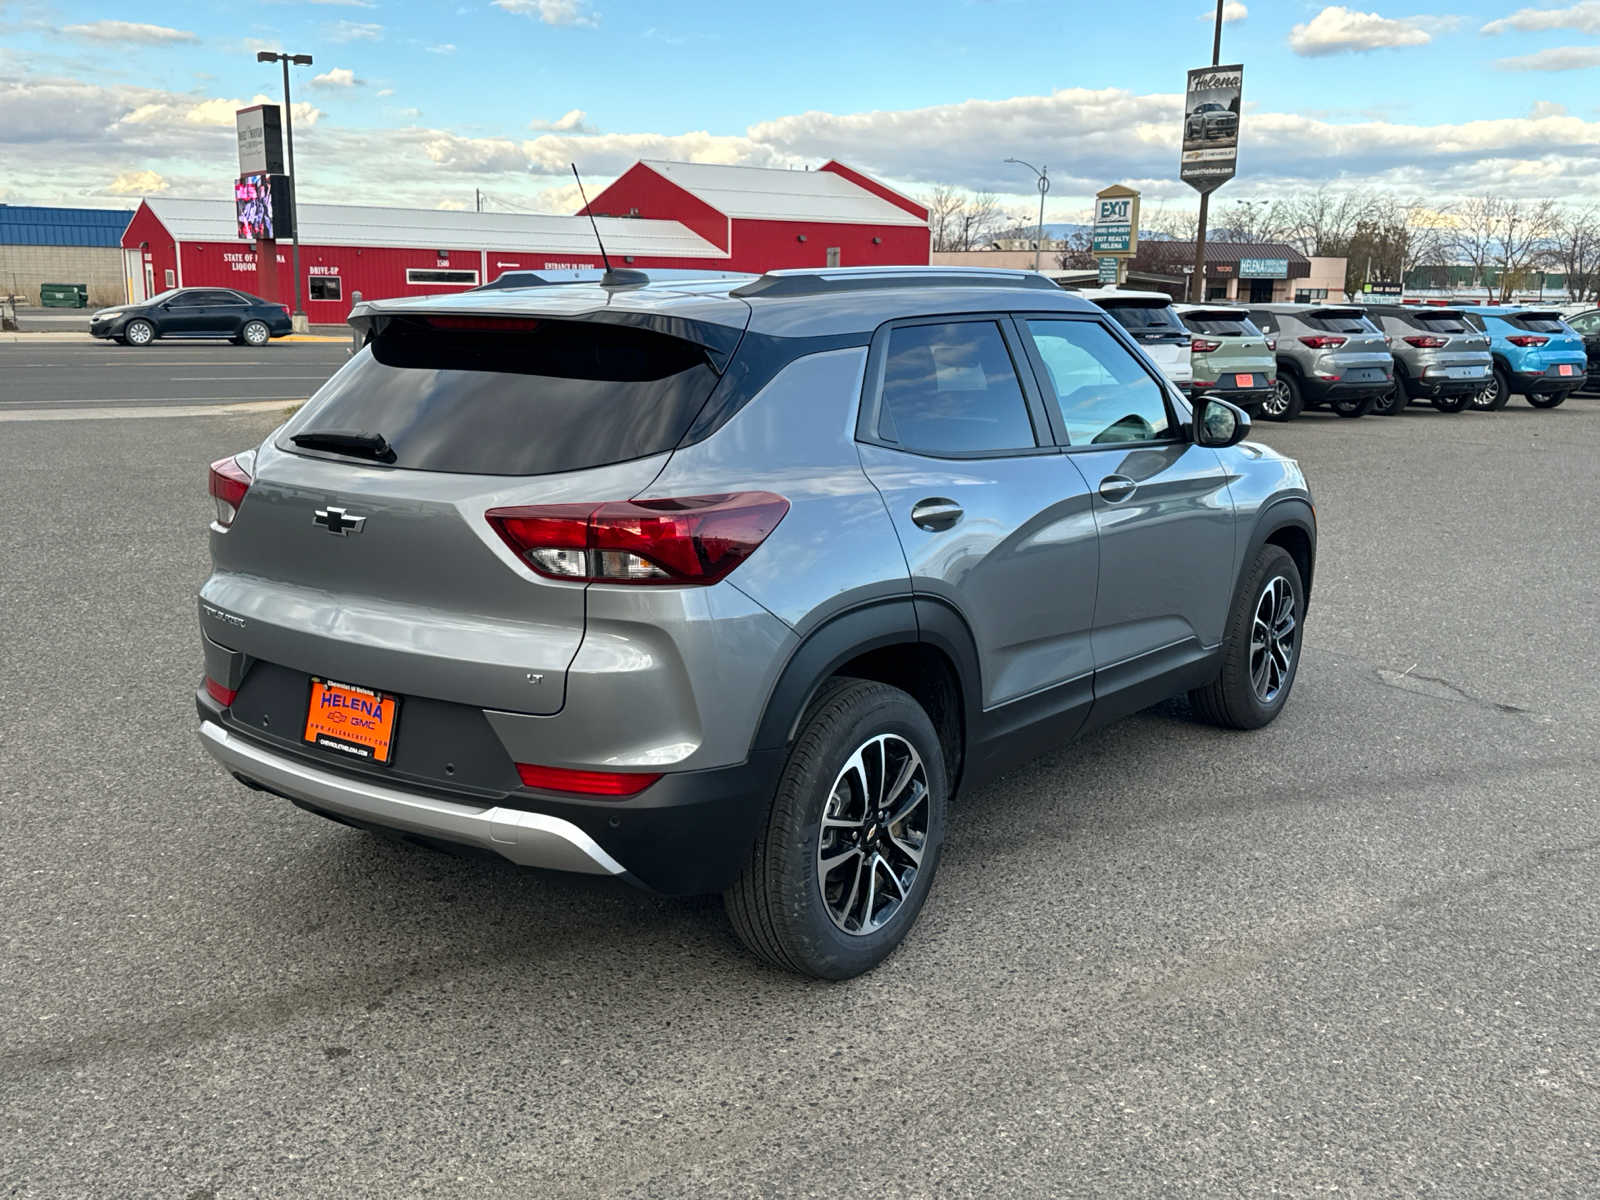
1491,197 -> 1559,300
922,186 -> 1010,252
1548,205 -> 1600,302
1450,195 -> 1502,300
924,185 -> 966,255
1209,199 -> 1292,245
1279,187 -> 1378,258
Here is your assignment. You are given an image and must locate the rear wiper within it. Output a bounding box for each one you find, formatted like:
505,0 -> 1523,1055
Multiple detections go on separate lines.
290,430 -> 397,464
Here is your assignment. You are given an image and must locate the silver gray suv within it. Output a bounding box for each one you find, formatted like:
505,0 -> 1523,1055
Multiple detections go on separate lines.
196,267 -> 1316,979
1250,303 -> 1394,421
1364,305 -> 1492,415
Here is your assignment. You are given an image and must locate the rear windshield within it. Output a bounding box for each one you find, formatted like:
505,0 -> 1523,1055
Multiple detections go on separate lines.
1509,313 -> 1568,333
1101,300 -> 1186,337
1410,312 -> 1471,334
1181,312 -> 1260,337
1302,309 -> 1377,334
289,317 -> 721,476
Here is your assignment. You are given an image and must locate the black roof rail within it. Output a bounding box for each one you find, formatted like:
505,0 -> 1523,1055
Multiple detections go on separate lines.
730,266 -> 1061,299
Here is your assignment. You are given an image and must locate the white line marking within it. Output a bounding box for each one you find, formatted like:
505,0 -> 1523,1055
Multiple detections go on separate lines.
0,399 -> 305,422
172,376 -> 331,381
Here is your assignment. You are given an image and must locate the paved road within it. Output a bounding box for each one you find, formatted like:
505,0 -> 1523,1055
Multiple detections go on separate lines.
0,341 -> 349,410
3,398 -> 1597,1198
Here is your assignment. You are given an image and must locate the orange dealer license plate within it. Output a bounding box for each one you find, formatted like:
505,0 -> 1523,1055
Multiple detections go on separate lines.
304,678 -> 400,765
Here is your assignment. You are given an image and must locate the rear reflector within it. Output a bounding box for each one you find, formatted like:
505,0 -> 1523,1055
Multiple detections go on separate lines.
515,762 -> 662,796
208,455 -> 252,528
204,677 -> 238,706
487,492 -> 790,586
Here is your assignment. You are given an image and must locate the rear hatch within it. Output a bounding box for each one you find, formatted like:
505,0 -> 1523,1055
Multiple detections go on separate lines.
1096,297 -> 1194,385
1302,308 -> 1392,379
1401,310 -> 1491,377
1179,307 -> 1273,388
1506,311 -> 1587,375
201,289 -> 749,719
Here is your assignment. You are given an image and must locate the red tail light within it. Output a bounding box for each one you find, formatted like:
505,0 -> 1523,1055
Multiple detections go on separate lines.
204,677 -> 237,706
1266,338 -> 1277,351
487,492 -> 789,586
515,762 -> 661,796
1403,335 -> 1448,348
208,456 -> 252,528
1190,338 -> 1222,353
1507,335 -> 1548,347
1298,335 -> 1347,349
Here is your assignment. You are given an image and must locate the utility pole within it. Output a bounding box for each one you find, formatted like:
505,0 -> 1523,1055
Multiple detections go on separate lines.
256,50 -> 313,328
1003,158 -> 1050,272
476,188 -> 482,213
1191,0 -> 1225,301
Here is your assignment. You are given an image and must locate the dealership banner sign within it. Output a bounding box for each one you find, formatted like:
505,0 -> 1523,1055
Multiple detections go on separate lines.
236,105 -> 286,176
1239,257 -> 1288,279
1180,64 -> 1243,195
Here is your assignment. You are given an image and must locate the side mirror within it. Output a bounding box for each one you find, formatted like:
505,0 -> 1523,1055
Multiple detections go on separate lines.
1192,394 -> 1251,448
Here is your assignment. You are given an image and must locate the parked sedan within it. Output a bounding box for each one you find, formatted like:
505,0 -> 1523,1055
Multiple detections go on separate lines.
1175,303 -> 1275,412
1365,305 -> 1491,414
90,288 -> 293,347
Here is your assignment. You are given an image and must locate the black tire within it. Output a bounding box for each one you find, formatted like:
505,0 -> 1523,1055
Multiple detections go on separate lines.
1431,392 -> 1470,413
124,319 -> 154,347
240,320 -> 270,347
1331,391 -> 1376,418
1262,373 -> 1303,422
1188,544 -> 1305,731
1375,382 -> 1408,416
1525,391 -> 1567,409
724,678 -> 948,980
1470,366 -> 1511,411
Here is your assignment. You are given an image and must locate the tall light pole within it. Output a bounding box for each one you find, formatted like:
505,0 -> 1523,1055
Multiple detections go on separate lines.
1231,198 -> 1270,242
1003,158 -> 1049,272
1191,0 -> 1226,300
256,50 -> 312,326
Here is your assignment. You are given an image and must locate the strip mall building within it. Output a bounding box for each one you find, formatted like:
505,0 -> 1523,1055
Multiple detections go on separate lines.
119,159 -> 930,322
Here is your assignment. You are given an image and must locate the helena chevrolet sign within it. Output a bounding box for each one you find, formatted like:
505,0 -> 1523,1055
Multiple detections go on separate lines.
1180,64 -> 1243,195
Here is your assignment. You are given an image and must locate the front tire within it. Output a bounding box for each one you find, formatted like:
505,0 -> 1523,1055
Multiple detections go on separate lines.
725,678 -> 947,980
1525,391 -> 1567,409
1189,544 -> 1305,731
124,319 -> 154,347
1262,374 -> 1303,422
241,320 -> 270,347
1375,382 -> 1408,416
1471,366 -> 1511,411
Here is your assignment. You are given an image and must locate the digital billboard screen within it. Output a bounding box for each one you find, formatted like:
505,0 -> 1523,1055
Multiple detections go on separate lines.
236,174 -> 275,239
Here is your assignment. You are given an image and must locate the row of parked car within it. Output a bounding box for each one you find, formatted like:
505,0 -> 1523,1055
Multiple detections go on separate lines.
1077,287 -> 1600,420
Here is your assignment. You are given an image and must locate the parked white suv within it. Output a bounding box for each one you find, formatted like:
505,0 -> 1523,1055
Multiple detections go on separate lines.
1077,288 -> 1194,393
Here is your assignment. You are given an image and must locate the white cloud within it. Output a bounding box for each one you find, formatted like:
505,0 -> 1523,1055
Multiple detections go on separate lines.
329,19 -> 383,41
1495,44 -> 1600,68
426,43 -> 457,53
1200,2 -> 1248,21
377,87 -> 395,96
106,169 -> 168,195
1481,2 -> 1600,34
529,108 -> 595,132
1289,6 -> 1457,55
492,0 -> 597,27
1530,100 -> 1570,116
311,67 -> 362,88
62,20 -> 198,44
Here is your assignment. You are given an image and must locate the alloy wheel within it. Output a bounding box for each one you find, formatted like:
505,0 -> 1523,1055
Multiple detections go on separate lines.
816,733 -> 929,936
244,322 -> 268,346
127,322 -> 152,345
1250,575 -> 1297,704
1471,376 -> 1499,410
1262,379 -> 1291,418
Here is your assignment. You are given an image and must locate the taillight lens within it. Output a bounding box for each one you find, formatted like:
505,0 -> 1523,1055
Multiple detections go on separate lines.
515,762 -> 661,796
1266,338 -> 1277,351
1404,335 -> 1448,348
1507,334 -> 1548,347
204,676 -> 237,706
1298,335 -> 1347,349
1190,338 -> 1222,353
487,492 -> 789,586
209,455 -> 252,528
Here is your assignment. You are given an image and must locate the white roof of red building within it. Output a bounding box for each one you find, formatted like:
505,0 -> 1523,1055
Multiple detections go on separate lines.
140,197 -> 727,258
635,161 -> 928,227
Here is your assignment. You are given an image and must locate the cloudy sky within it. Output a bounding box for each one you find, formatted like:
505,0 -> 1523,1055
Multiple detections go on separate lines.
3,0 -> 1599,219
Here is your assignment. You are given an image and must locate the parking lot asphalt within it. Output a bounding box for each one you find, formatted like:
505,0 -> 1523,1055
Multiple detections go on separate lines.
3,396 -> 1597,1198
0,341 -> 349,411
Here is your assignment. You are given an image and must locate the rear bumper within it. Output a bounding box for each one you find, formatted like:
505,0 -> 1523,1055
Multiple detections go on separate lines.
197,699 -> 785,895
1303,377 -> 1390,401
1511,366 -> 1585,392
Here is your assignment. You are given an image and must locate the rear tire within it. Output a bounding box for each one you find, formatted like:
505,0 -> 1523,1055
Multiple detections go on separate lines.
1262,374 -> 1303,422
1189,544 -> 1305,731
1471,366 -> 1511,411
1431,392 -> 1470,413
724,678 -> 947,980
241,320 -> 270,347
1331,391 -> 1376,418
1525,391 -> 1567,409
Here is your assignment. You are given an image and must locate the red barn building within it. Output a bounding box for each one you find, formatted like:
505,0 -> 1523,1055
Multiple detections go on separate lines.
118,158 -> 929,322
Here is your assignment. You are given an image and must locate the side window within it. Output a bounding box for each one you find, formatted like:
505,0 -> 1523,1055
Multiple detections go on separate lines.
1570,312 -> 1599,334
1025,319 -> 1175,446
168,292 -> 204,307
875,321 -> 1038,455
309,275 -> 342,302
1464,314 -> 1486,332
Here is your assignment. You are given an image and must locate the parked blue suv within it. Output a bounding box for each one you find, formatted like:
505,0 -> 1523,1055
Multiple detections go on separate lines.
1455,306 -> 1587,410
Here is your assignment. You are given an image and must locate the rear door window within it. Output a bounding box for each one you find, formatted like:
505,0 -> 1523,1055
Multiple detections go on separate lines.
874,320 -> 1038,455
286,316 -> 724,476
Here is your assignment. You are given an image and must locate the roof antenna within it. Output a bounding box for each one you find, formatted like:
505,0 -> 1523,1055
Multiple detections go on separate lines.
571,163 -> 646,289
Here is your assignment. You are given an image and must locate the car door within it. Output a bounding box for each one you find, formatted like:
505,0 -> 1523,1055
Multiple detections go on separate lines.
158,291 -> 209,334
190,290 -> 248,336
1015,315 -> 1238,722
855,315 -> 1100,732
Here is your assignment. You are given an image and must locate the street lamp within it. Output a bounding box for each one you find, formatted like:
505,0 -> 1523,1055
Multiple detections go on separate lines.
1003,158 -> 1049,272
1231,199 -> 1270,242
256,50 -> 313,326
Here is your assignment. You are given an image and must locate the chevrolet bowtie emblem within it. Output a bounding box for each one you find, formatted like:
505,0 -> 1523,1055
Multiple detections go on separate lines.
313,506 -> 366,536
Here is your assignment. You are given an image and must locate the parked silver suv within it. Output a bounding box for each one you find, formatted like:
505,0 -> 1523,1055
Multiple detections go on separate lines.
197,267 -> 1316,979
1364,305 -> 1491,415
1249,303 -> 1394,421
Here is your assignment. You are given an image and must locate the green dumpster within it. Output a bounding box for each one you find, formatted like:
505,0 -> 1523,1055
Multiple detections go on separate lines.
40,283 -> 89,309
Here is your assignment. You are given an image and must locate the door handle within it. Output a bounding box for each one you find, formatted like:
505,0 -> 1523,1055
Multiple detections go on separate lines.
910,498 -> 963,532
1098,475 -> 1137,503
